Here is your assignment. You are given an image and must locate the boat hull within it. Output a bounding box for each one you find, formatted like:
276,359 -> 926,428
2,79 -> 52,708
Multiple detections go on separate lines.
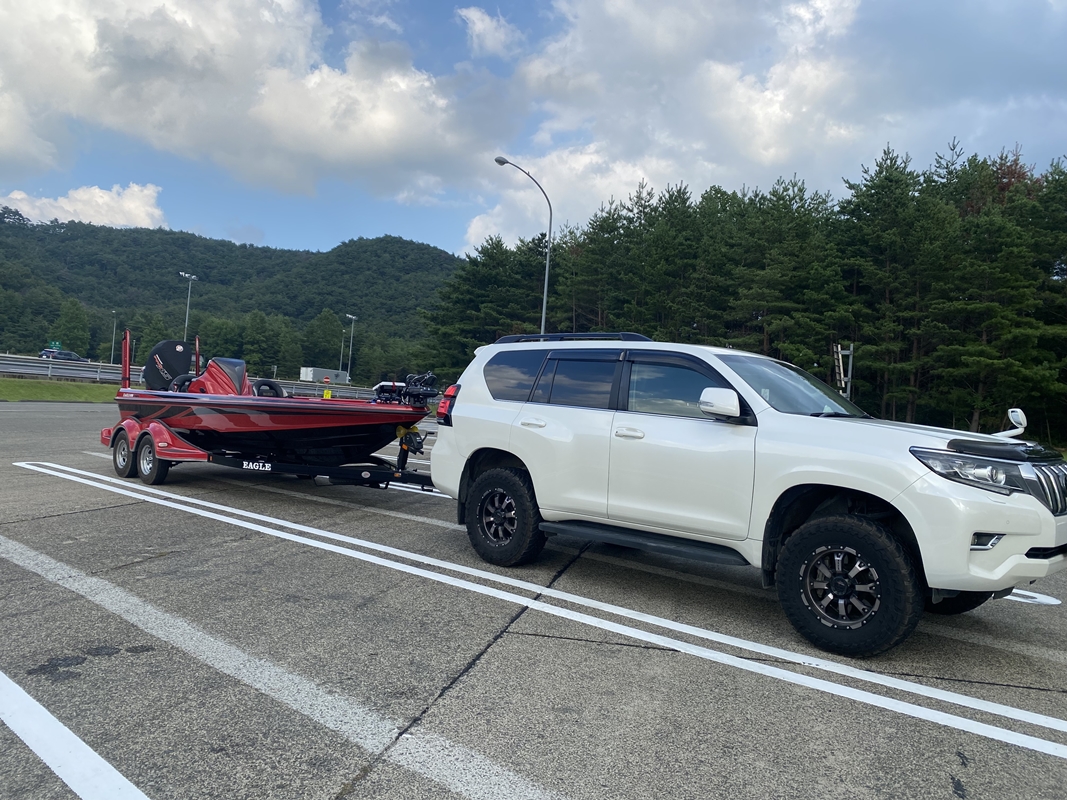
115,389 -> 428,465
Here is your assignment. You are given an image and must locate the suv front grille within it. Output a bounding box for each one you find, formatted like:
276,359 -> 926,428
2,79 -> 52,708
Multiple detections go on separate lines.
1032,462 -> 1067,515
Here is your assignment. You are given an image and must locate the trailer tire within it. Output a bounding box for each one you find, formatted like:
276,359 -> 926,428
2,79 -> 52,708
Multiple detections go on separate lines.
112,430 -> 137,479
466,468 -> 545,566
253,379 -> 286,398
136,436 -> 170,486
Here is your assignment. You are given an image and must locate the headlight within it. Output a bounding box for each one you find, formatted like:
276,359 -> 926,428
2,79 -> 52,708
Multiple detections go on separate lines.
910,448 -> 1029,496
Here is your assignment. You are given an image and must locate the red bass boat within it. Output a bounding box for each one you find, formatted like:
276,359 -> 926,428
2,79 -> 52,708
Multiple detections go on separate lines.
101,331 -> 438,487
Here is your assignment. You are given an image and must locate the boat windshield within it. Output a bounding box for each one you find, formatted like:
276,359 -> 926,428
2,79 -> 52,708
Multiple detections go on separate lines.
718,354 -> 868,417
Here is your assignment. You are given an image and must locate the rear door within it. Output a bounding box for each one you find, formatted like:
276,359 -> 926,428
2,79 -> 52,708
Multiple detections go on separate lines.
510,349 -> 621,518
607,353 -> 756,541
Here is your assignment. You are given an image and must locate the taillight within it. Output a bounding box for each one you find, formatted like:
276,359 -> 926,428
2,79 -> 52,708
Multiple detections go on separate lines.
437,384 -> 460,426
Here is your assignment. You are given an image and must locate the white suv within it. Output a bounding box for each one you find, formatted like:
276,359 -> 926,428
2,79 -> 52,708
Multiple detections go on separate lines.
430,334 -> 1067,656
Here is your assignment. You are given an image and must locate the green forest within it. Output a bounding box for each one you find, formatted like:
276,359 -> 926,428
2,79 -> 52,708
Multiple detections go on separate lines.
0,211 -> 462,385
2,142 -> 1065,441
423,144 -> 1067,441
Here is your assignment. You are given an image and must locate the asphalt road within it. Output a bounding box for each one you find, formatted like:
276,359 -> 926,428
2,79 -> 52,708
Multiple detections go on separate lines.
1,402 -> 1066,800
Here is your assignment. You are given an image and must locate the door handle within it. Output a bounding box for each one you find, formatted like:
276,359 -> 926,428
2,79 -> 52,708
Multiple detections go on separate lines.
613,427 -> 645,439
520,418 -> 547,428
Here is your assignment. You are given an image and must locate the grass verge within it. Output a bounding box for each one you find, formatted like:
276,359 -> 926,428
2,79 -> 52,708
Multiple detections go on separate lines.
0,378 -> 118,403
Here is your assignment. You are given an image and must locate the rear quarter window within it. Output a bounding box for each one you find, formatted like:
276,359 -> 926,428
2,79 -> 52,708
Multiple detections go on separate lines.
483,350 -> 549,401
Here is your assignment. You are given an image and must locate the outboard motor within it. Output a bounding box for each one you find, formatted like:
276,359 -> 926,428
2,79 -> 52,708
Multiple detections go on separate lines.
142,341 -> 195,390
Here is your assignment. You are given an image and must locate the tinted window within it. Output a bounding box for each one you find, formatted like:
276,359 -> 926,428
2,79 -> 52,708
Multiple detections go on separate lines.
628,363 -> 725,418
484,350 -> 549,401
546,360 -> 616,409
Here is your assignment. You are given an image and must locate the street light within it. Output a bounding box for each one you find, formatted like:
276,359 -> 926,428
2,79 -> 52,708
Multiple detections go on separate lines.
109,311 -> 117,364
345,314 -> 358,377
494,155 -> 552,335
179,272 -> 198,341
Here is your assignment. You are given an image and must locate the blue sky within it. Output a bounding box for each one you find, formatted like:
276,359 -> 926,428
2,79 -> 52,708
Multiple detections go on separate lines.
1,1 -> 1065,256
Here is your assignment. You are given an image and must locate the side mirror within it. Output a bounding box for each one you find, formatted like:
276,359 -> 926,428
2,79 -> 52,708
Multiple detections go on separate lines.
993,407 -> 1028,439
699,387 -> 740,418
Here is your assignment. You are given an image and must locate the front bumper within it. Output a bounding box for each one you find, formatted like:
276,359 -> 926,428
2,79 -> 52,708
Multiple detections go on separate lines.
898,474 -> 1067,591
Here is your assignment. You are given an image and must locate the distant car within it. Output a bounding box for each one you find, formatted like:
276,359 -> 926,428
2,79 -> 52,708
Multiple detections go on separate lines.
39,349 -> 89,362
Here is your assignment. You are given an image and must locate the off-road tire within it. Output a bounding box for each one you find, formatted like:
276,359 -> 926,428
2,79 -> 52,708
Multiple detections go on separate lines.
112,430 -> 136,479
136,436 -> 171,486
466,468 -> 546,566
925,591 -> 993,615
777,515 -> 924,657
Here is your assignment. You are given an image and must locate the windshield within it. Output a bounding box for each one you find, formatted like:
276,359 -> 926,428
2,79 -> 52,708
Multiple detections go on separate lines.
718,354 -> 868,417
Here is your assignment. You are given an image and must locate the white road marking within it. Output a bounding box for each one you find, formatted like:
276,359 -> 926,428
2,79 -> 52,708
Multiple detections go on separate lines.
216,464 -> 1058,609
214,478 -> 461,530
0,669 -> 150,800
17,462 -> 1067,762
64,460 -> 1067,607
0,533 -> 562,800
1005,589 -> 1060,605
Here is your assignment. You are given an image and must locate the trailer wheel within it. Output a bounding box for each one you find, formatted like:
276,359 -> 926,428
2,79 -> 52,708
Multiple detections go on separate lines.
136,436 -> 170,485
112,430 -> 136,479
466,468 -> 545,566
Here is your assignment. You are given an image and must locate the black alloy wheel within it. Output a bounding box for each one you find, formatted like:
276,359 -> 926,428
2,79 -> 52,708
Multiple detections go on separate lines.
465,468 -> 546,566
777,515 -> 924,657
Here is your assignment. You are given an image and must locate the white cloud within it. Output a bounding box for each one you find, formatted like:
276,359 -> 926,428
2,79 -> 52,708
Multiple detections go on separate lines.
0,0 -> 496,195
1,0 -> 1064,252
456,7 -> 524,58
466,144 -> 678,250
2,183 -> 166,227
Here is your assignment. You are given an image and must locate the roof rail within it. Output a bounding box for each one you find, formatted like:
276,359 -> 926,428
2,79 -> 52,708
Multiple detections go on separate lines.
495,332 -> 652,343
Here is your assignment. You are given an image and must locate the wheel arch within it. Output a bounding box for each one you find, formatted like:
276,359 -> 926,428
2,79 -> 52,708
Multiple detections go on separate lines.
457,448 -> 532,525
760,484 -> 925,590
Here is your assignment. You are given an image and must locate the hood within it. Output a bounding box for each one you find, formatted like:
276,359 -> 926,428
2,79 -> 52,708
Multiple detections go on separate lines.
837,417 -> 1060,462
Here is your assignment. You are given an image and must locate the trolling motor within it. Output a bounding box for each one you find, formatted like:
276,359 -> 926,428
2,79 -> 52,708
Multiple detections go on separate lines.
402,371 -> 439,406
374,371 -> 439,407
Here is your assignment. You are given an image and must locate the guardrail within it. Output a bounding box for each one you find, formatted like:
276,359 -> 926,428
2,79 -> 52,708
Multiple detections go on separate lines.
0,354 -> 376,399
0,354 -> 124,382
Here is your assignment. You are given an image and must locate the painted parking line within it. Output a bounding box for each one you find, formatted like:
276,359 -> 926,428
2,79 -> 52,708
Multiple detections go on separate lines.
81,450 -> 1064,607
1005,589 -> 1061,605
0,534 -> 562,800
0,669 -> 150,800
30,462 -> 1067,732
17,462 -> 1067,762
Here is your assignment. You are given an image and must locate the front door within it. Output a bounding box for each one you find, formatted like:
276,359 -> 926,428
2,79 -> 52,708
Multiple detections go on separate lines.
607,356 -> 756,541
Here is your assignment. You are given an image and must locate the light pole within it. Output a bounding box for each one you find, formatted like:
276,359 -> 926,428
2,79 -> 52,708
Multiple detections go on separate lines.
345,314 -> 357,377
495,156 -> 552,335
179,272 -> 198,340
109,311 -> 117,364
